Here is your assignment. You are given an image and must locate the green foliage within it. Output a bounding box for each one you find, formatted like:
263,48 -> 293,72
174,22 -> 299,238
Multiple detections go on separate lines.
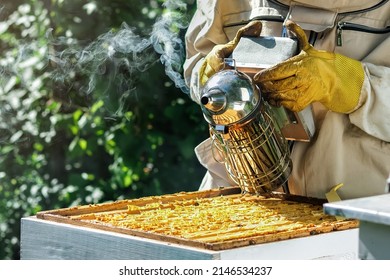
0,0 -> 207,259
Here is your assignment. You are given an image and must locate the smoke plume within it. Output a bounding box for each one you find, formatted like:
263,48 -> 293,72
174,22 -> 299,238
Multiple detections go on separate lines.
47,0 -> 191,114
151,0 -> 190,94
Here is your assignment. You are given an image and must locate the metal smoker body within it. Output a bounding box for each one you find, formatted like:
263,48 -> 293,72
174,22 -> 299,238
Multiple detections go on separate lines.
200,68 -> 292,194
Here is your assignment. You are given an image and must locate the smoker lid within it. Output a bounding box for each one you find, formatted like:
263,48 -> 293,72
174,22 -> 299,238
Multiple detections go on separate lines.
200,69 -> 261,127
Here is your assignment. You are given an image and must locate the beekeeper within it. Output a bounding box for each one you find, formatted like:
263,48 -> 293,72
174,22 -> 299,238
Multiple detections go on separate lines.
183,0 -> 390,199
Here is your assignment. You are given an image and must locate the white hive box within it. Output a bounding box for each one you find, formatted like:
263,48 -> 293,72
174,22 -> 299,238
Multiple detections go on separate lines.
21,187 -> 359,260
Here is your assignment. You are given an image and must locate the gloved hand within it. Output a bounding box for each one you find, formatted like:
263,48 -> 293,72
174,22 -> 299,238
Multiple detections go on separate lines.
199,20 -> 262,85
253,20 -> 365,113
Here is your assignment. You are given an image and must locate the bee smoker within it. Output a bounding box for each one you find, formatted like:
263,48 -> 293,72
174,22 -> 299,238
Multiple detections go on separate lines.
200,65 -> 292,194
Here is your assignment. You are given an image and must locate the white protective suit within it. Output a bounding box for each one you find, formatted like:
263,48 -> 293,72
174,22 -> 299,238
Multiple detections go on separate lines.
183,0 -> 390,199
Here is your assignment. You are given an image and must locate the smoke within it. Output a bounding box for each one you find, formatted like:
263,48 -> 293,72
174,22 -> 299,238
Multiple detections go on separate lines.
46,0 -> 191,114
151,0 -> 190,94
47,22 -> 157,113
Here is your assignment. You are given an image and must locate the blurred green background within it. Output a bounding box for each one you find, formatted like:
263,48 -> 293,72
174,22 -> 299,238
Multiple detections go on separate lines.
0,0 -> 208,259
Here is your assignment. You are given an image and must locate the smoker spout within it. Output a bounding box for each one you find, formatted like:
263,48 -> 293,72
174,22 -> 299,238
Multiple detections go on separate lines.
201,89 -> 226,113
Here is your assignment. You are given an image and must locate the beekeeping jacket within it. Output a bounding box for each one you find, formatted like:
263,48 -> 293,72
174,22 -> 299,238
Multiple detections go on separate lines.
183,0 -> 390,199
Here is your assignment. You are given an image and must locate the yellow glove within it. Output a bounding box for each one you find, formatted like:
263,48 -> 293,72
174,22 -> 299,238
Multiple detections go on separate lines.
199,20 -> 262,85
253,20 -> 365,113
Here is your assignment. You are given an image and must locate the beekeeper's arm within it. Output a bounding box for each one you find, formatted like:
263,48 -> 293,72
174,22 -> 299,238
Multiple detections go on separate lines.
254,20 -> 390,142
183,4 -> 227,104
